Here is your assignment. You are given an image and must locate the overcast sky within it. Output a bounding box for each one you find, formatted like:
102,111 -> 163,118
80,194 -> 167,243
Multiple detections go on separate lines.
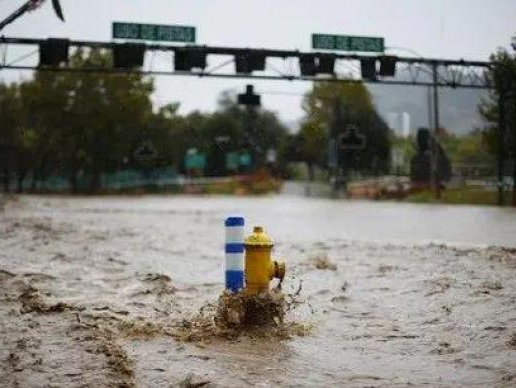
1,0 -> 515,124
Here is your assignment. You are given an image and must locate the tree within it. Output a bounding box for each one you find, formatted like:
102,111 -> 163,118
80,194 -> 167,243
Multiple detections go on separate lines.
0,82 -> 21,191
0,53 -> 291,193
479,47 -> 516,159
300,81 -> 391,178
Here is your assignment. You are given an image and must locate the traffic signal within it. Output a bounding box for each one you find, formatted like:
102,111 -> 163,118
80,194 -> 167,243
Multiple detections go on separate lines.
379,56 -> 397,77
300,54 -> 317,76
235,51 -> 266,73
338,125 -> 366,150
174,48 -> 207,71
39,38 -> 69,67
300,54 -> 335,76
238,85 -> 260,106
360,58 -> 377,80
113,43 -> 146,68
317,55 -> 335,74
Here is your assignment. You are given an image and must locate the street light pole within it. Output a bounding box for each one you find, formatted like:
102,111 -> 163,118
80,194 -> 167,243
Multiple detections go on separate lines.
431,61 -> 442,199
497,85 -> 507,207
511,37 -> 516,206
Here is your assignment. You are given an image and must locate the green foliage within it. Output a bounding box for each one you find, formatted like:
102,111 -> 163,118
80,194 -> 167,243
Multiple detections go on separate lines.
440,131 -> 494,165
406,187 -> 508,206
479,44 -> 516,157
299,81 -> 391,175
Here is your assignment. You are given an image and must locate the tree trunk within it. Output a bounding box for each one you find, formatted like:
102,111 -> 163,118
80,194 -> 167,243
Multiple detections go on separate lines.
31,169 -> 39,192
2,168 -> 10,192
89,170 -> 102,193
307,162 -> 315,182
16,172 -> 26,193
69,154 -> 79,194
70,171 -> 78,194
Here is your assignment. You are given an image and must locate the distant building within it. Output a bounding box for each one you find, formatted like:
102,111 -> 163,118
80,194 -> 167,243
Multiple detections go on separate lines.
388,112 -> 411,138
388,112 -> 400,134
402,112 -> 410,138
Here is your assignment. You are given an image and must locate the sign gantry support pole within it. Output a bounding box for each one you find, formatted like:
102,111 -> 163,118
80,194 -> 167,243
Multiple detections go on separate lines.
512,87 -> 516,207
498,87 -> 507,206
431,62 -> 442,199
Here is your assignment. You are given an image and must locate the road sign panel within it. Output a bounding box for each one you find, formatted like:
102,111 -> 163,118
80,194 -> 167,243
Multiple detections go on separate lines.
225,152 -> 239,170
185,148 -> 206,170
312,34 -> 384,53
113,22 -> 196,43
239,152 -> 252,167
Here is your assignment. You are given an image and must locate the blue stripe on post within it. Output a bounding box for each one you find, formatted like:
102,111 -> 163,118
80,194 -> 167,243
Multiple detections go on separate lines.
225,243 -> 244,253
225,217 -> 245,227
225,270 -> 244,293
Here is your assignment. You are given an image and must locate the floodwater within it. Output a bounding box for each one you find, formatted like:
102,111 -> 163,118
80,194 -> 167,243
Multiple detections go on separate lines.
1,192 -> 515,387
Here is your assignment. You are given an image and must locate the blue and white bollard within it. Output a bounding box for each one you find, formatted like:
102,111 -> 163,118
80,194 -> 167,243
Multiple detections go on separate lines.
225,216 -> 245,293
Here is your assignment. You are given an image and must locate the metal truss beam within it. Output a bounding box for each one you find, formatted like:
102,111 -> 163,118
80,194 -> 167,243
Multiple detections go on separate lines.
0,36 -> 493,89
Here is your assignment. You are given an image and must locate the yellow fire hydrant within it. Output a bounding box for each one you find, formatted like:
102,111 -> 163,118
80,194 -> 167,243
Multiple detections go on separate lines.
244,226 -> 285,295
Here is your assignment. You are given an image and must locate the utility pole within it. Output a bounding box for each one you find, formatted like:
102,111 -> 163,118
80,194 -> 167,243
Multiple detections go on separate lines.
513,93 -> 516,207
511,38 -> 516,207
512,85 -> 516,207
237,85 -> 260,173
330,97 -> 345,196
497,87 -> 507,206
431,62 -> 442,199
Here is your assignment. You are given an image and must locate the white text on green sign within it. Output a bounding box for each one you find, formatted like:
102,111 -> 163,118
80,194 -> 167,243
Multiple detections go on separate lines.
113,22 -> 196,43
312,34 -> 384,53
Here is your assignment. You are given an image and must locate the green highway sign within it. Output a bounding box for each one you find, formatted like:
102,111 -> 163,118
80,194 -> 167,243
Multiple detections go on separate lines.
312,34 -> 384,53
113,22 -> 196,43
185,148 -> 206,170
239,152 -> 252,167
225,152 -> 239,170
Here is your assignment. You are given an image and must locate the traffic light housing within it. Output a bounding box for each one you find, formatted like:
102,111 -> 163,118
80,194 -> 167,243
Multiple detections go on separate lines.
338,126 -> 366,150
317,55 -> 335,74
360,58 -> 377,80
300,54 -> 317,76
237,85 -> 260,106
379,56 -> 397,77
39,38 -> 69,67
174,48 -> 207,71
300,54 -> 335,76
113,43 -> 146,68
235,51 -> 266,73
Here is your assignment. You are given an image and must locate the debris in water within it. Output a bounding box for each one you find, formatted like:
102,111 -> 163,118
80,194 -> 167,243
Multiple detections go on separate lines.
311,254 -> 337,271
480,280 -> 503,291
179,373 -> 211,388
508,333 -> 516,349
18,283 -> 79,314
378,264 -> 396,275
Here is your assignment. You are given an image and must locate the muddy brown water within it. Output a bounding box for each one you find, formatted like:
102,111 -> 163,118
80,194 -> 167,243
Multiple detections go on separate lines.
1,194 -> 515,387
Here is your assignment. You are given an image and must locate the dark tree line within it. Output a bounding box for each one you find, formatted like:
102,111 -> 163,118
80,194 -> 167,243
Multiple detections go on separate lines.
0,49 -> 289,193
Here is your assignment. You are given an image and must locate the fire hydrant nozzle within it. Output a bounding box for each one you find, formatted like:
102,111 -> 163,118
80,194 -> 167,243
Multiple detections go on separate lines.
244,226 -> 286,295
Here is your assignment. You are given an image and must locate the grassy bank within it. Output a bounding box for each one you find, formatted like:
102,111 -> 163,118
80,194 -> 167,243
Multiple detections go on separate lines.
406,188 -> 514,206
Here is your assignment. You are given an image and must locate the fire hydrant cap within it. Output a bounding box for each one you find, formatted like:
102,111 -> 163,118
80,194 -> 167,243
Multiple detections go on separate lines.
244,226 -> 274,247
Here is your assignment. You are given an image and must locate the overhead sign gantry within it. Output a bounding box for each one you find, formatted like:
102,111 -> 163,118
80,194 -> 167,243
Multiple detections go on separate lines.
0,35 -> 492,89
